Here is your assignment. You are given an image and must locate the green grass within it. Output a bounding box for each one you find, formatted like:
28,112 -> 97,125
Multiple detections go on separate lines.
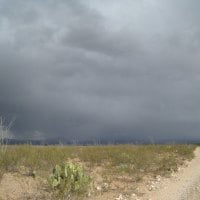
0,144 -> 196,178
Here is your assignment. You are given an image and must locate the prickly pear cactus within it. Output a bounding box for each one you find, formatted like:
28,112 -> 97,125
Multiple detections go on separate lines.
48,162 -> 90,198
53,165 -> 62,178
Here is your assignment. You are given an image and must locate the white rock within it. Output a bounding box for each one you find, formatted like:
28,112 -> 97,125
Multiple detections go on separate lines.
96,186 -> 101,191
131,193 -> 137,197
115,194 -> 128,200
115,194 -> 123,200
87,192 -> 91,197
103,182 -> 109,189
156,175 -> 161,182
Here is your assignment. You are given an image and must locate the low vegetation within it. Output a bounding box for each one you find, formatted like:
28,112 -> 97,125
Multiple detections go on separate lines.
49,162 -> 90,198
0,144 -> 196,199
0,144 -> 196,175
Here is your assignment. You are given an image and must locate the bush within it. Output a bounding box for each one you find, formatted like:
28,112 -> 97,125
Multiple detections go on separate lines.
48,162 -> 90,198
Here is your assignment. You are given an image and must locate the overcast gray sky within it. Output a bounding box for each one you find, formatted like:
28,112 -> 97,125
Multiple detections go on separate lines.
0,0 -> 200,141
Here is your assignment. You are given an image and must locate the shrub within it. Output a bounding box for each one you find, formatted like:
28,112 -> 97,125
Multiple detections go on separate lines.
48,162 -> 90,198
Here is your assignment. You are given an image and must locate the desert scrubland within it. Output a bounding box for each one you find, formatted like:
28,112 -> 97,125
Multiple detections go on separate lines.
0,144 -> 196,199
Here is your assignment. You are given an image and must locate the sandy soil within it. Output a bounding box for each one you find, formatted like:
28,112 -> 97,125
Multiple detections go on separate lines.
143,147 -> 200,200
0,173 -> 50,200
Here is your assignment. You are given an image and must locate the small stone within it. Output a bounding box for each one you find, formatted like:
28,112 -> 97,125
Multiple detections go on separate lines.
148,184 -> 155,191
131,193 -> 136,197
96,186 -> 101,191
102,182 -> 109,190
156,175 -> 161,182
115,194 -> 123,200
87,192 -> 91,197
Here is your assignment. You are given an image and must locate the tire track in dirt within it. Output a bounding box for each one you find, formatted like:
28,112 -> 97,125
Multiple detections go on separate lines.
144,147 -> 200,200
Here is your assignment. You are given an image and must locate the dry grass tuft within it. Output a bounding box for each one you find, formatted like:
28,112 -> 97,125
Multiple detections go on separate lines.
0,144 -> 196,176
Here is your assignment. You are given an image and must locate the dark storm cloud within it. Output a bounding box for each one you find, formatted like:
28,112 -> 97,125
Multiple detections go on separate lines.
0,0 -> 200,141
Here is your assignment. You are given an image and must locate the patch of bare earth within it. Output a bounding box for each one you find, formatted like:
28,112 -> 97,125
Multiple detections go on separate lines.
0,173 -> 50,200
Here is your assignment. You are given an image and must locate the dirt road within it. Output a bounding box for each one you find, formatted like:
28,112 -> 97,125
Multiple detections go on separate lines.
144,147 -> 200,200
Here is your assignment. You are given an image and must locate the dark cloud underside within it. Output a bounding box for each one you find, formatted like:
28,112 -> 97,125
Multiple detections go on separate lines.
0,0 -> 200,141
